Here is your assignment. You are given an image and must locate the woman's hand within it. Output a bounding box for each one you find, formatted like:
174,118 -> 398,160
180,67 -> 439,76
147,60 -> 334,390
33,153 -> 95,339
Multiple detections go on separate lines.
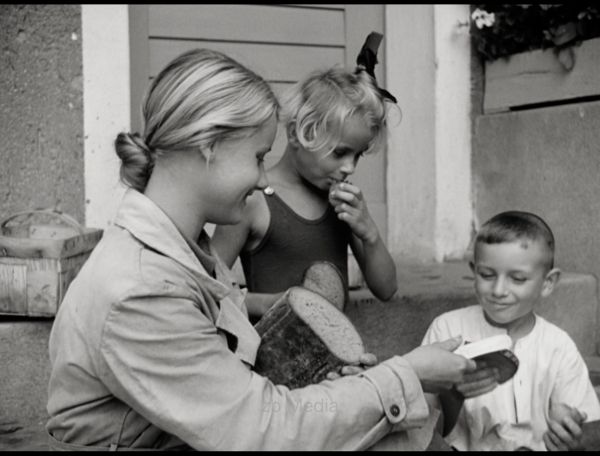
325,352 -> 378,380
404,337 -> 478,394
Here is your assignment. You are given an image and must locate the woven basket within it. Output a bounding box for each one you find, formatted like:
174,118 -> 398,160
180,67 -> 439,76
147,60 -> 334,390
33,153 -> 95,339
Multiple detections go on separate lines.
0,209 -> 103,317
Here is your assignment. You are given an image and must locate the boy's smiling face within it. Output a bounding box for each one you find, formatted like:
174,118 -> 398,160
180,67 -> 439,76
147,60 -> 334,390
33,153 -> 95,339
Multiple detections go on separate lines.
471,239 -> 556,328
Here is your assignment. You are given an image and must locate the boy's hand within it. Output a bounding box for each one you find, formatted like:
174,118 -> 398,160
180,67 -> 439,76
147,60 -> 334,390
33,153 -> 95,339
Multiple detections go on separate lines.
543,402 -> 586,451
404,337 -> 478,394
329,182 -> 378,245
454,360 -> 500,398
325,352 -> 378,380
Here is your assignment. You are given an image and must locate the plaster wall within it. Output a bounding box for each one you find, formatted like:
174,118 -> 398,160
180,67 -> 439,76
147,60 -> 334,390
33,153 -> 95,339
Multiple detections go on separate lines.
433,5 -> 473,261
385,5 -> 472,263
385,5 -> 437,262
81,5 -> 130,229
473,101 -> 600,283
0,5 -> 84,222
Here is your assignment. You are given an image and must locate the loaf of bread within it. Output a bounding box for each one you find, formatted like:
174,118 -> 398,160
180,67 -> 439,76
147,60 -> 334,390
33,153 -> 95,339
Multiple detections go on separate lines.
254,286 -> 365,389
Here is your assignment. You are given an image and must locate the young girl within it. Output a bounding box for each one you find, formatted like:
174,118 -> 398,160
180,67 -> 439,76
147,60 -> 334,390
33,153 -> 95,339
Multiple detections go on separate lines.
45,47 -> 484,451
211,33 -> 398,320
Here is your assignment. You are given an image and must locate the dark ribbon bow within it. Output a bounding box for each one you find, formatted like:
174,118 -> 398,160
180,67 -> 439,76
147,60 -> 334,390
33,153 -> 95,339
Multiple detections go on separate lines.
355,32 -> 397,104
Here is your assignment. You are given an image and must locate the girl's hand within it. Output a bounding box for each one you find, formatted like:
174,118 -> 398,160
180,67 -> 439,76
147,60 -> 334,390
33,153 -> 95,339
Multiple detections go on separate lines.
329,182 -> 378,244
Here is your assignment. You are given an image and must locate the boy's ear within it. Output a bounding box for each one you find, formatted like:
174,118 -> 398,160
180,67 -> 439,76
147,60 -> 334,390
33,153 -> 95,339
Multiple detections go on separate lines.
541,267 -> 561,298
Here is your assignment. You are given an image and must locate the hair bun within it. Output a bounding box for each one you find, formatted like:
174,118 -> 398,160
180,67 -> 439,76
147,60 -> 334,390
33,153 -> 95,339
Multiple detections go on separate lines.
129,132 -> 151,155
114,132 -> 154,192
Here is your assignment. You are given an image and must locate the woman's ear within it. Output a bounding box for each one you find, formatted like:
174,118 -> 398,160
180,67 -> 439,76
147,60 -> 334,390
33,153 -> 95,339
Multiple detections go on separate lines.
541,268 -> 561,298
286,122 -> 300,147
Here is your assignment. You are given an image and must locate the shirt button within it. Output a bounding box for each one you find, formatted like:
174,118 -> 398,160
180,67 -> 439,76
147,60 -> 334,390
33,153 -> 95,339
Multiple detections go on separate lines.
390,404 -> 400,417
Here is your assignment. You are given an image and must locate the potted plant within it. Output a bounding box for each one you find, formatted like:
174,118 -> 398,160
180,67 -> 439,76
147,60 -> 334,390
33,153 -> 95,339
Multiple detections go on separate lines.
470,4 -> 600,113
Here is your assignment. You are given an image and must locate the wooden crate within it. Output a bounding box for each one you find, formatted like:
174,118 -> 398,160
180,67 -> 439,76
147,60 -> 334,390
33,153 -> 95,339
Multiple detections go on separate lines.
0,210 -> 103,317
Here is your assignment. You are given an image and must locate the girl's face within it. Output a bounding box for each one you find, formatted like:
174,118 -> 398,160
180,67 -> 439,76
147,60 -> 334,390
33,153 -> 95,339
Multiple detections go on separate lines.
205,115 -> 277,224
293,113 -> 375,191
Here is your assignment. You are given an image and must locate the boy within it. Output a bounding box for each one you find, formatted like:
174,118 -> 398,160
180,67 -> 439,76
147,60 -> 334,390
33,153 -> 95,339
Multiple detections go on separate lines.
422,210 -> 600,451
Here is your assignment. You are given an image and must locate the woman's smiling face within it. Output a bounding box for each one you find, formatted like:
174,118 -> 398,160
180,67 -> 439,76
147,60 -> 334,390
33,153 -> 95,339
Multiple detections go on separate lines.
204,115 -> 277,225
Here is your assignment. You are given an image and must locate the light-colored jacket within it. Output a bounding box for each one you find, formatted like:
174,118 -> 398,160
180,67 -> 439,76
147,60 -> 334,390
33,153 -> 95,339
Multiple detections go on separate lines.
46,189 -> 429,450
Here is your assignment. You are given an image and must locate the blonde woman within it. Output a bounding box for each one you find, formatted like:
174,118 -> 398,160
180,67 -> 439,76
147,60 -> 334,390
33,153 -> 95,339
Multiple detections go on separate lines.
46,48 -> 485,451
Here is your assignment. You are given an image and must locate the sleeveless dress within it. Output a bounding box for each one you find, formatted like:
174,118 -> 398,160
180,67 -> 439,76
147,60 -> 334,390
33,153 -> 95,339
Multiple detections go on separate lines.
240,192 -> 351,293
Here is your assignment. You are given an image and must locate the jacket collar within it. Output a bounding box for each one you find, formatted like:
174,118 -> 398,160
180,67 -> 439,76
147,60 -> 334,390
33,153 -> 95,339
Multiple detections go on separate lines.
113,188 -> 231,300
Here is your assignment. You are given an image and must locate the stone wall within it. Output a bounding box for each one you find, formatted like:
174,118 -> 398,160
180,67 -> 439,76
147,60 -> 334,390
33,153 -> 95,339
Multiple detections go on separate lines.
0,5 -> 84,223
472,101 -> 600,286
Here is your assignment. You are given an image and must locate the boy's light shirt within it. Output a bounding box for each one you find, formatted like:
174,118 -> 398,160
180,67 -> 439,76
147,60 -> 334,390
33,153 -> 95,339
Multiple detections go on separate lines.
423,305 -> 600,451
47,188 -> 430,450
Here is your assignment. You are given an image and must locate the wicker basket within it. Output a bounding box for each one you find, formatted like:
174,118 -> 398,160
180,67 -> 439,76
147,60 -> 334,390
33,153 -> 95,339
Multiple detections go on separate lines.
0,209 -> 103,317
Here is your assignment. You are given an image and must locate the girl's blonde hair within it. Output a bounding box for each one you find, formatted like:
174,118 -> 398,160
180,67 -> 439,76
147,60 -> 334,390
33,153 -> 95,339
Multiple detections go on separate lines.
115,48 -> 279,192
281,65 -> 391,156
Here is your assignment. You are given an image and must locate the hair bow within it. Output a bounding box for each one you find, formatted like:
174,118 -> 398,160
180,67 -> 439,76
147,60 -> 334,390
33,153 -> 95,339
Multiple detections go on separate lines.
355,32 -> 397,104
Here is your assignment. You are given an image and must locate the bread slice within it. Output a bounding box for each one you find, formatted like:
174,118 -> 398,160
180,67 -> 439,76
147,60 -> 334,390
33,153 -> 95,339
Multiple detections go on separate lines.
254,286 -> 365,388
455,334 -> 519,384
301,261 -> 346,311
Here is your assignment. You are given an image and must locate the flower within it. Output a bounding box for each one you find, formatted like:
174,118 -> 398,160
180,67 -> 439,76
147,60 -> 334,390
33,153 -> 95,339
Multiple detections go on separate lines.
471,8 -> 495,29
470,3 -> 600,62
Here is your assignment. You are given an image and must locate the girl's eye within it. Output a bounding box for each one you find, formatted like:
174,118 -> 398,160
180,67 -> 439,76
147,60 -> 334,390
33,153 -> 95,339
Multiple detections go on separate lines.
511,276 -> 527,283
478,272 -> 494,280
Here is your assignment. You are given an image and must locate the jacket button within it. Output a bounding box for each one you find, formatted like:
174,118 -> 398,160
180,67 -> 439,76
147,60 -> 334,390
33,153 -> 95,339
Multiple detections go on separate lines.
390,404 -> 400,417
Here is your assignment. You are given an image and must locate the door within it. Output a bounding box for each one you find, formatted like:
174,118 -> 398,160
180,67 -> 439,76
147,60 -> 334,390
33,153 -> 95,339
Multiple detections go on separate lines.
129,4 -> 388,284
